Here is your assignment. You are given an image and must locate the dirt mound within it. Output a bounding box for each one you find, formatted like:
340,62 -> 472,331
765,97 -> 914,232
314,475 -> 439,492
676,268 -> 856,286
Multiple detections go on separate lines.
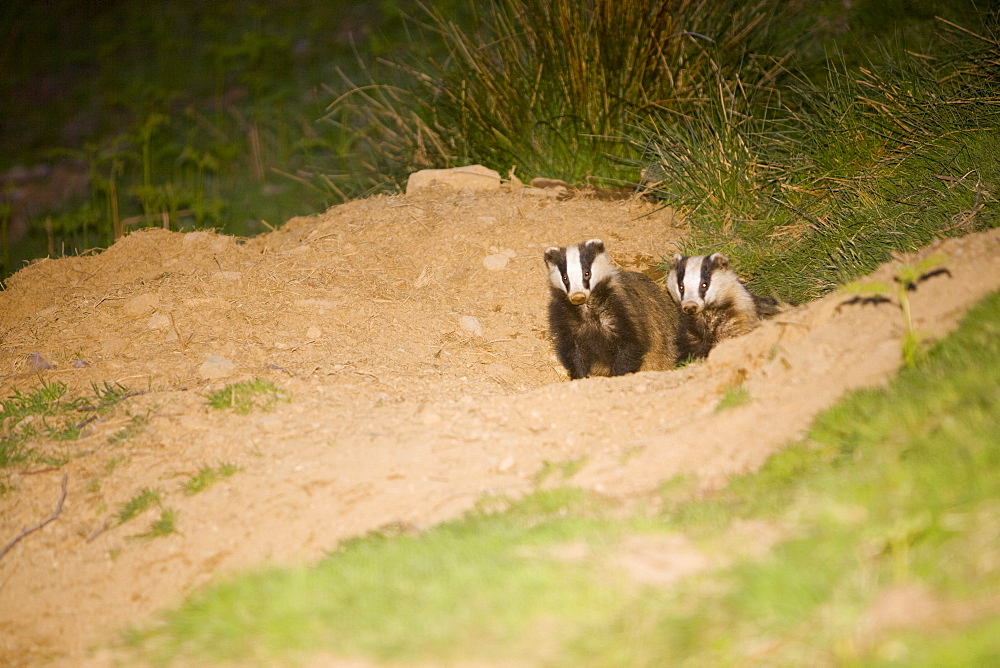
1,187 -> 998,666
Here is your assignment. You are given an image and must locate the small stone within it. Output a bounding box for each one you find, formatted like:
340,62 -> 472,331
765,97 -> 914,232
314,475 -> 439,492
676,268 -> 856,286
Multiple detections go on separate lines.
306,326 -> 322,339
211,271 -> 241,282
421,411 -> 442,426
28,352 -> 55,370
102,337 -> 127,355
257,415 -> 283,432
198,354 -> 237,379
459,315 -> 483,337
147,312 -> 171,330
498,456 -> 515,473
405,165 -> 502,194
123,293 -> 160,317
482,253 -> 509,271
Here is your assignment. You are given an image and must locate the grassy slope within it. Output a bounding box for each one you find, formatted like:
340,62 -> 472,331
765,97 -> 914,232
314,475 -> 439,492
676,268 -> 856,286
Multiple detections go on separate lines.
133,288 -> 1000,665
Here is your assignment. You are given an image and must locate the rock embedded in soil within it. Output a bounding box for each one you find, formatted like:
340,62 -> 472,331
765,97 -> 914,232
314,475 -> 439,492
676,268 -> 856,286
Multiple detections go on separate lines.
406,164 -> 502,194
123,293 -> 160,317
198,354 -> 237,379
27,352 -> 55,370
483,253 -> 509,271
459,315 -> 484,337
147,313 -> 171,331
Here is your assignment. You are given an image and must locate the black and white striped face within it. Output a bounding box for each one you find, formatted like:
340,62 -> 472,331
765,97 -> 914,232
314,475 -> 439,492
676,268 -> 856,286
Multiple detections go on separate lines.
544,239 -> 614,305
667,253 -> 731,315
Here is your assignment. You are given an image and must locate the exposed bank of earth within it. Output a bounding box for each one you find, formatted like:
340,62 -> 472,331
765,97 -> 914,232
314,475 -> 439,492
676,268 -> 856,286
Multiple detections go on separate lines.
1,187 -> 998,665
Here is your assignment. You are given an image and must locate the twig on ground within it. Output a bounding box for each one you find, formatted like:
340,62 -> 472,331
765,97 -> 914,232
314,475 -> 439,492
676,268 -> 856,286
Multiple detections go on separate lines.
0,473 -> 69,561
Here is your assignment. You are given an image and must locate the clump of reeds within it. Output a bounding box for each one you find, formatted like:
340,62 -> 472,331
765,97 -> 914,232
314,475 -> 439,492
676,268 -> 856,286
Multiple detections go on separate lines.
322,0 -> 779,190
643,16 -> 1000,303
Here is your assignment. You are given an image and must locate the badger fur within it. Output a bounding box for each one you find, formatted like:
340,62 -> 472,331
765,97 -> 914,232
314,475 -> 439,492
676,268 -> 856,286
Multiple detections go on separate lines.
666,253 -> 785,361
545,239 -> 679,379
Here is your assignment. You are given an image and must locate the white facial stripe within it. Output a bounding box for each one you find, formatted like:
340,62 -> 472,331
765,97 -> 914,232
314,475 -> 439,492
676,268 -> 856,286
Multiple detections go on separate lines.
683,256 -> 705,306
589,250 -> 613,286
547,259 -> 565,292
566,244 -> 587,295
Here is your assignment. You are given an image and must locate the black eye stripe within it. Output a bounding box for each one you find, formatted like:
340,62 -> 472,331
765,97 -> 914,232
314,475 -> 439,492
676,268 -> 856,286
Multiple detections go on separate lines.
699,256 -> 713,297
550,251 -> 571,292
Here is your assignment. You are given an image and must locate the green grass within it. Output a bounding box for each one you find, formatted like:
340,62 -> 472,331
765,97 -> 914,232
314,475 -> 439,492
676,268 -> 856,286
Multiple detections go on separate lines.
205,379 -> 289,414
130,288 -> 1000,665
715,384 -> 751,411
116,488 -> 163,526
108,415 -> 147,446
0,380 -> 135,467
533,457 -> 587,486
645,14 -> 1000,303
134,509 -> 178,540
132,489 -> 634,664
183,462 -> 242,495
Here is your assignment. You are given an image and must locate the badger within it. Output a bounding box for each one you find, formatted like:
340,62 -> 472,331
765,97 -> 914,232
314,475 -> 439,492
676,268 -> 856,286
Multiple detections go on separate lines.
544,239 -> 679,379
666,253 -> 785,361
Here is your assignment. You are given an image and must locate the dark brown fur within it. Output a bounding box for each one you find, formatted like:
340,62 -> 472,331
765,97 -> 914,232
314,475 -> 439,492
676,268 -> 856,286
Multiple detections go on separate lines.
667,253 -> 789,361
546,242 -> 678,379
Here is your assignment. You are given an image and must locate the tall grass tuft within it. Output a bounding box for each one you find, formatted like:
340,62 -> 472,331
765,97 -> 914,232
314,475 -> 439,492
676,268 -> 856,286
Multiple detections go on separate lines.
643,16 -> 1000,303
322,0 -> 783,190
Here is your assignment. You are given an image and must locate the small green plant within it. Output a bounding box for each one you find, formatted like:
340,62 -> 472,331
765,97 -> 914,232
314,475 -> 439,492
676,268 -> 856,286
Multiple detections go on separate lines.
105,456 -> 127,474
116,488 -> 162,526
0,381 -> 138,467
205,379 -> 289,414
109,415 -> 147,445
842,254 -> 949,367
183,462 -> 242,495
533,458 -> 586,486
1,381 -> 76,465
716,384 -> 751,411
135,509 -> 178,540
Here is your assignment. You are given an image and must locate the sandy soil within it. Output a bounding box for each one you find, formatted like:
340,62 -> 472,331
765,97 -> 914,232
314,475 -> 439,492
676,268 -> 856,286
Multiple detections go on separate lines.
1,186 -> 998,666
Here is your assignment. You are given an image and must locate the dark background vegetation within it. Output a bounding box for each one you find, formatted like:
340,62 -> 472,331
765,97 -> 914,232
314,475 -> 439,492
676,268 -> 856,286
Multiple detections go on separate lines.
1,0 -> 997,301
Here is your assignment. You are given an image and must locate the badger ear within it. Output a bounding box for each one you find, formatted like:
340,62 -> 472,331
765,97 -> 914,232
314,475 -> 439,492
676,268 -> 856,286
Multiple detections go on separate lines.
585,238 -> 605,253
670,253 -> 683,269
711,253 -> 730,270
544,247 -> 561,265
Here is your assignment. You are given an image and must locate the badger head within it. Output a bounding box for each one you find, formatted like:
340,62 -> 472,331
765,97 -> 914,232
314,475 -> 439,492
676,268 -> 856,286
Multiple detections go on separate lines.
544,238 -> 614,305
667,253 -> 731,315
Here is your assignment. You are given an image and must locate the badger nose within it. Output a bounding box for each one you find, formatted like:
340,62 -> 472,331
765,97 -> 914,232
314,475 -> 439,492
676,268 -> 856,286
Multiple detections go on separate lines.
568,292 -> 589,305
682,301 -> 700,315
